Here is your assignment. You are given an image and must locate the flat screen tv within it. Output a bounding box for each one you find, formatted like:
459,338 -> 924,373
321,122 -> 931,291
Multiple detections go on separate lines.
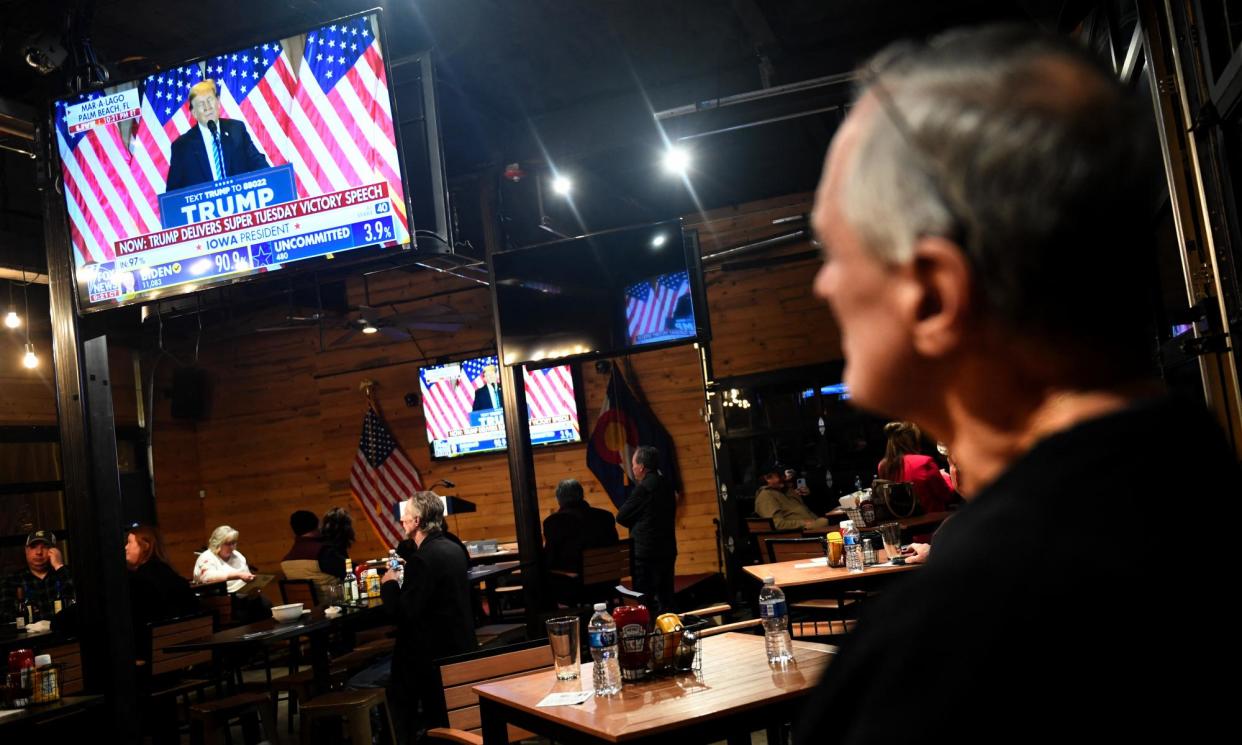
54,9 -> 412,313
419,355 -> 584,459
491,219 -> 710,367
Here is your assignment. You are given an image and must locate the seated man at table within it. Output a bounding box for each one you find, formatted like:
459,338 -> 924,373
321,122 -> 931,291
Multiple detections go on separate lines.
358,491 -> 475,744
793,24 -> 1238,744
0,530 -> 75,622
543,478 -> 619,601
754,462 -> 828,530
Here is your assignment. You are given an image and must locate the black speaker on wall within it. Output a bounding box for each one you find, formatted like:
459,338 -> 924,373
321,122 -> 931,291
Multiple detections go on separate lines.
171,367 -> 210,421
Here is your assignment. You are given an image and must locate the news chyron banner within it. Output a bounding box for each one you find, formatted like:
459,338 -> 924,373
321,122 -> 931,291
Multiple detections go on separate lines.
54,11 -> 410,311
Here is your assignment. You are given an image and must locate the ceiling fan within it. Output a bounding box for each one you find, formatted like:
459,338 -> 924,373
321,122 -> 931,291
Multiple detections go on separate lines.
329,303 -> 481,347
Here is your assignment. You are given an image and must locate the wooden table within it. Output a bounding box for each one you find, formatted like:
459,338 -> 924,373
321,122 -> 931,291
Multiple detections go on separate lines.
474,632 -> 833,745
742,556 -> 917,589
0,695 -> 104,736
468,542 -> 520,565
812,510 -> 952,537
162,599 -> 386,688
468,561 -> 523,623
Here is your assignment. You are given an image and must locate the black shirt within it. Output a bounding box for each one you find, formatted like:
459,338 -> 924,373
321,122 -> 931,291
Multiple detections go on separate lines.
617,471 -> 677,560
0,566 -> 74,622
794,397 -> 1239,743
543,500 -> 620,573
381,531 -> 477,663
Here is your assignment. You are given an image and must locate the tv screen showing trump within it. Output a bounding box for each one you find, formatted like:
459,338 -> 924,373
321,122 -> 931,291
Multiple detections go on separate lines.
54,10 -> 410,312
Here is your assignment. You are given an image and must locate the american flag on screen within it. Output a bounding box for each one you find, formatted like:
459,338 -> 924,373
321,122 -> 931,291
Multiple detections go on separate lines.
55,64 -> 203,266
350,407 -> 424,547
419,359 -> 579,443
290,16 -> 408,236
625,271 -> 691,342
129,63 -> 205,220
206,42 -> 305,194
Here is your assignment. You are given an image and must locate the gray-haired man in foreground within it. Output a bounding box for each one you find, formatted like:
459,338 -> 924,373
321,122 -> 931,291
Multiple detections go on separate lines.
795,24 -> 1237,744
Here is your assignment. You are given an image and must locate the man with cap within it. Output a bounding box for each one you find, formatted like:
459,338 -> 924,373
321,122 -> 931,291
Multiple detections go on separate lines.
0,531 -> 75,623
165,79 -> 269,192
754,463 -> 827,530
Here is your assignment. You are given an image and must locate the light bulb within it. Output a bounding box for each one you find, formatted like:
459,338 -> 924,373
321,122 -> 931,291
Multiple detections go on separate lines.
362,325 -> 379,335
22,343 -> 38,369
662,146 -> 690,175
3,310 -> 18,329
551,175 -> 572,196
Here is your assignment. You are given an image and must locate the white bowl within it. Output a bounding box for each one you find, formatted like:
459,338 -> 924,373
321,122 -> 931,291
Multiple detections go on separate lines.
272,603 -> 304,623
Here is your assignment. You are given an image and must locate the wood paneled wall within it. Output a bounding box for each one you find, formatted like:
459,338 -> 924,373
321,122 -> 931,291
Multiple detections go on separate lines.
145,192 -> 843,586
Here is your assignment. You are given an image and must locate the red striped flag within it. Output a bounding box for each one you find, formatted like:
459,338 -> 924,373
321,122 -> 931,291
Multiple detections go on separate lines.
290,16 -> 409,242
349,407 -> 424,547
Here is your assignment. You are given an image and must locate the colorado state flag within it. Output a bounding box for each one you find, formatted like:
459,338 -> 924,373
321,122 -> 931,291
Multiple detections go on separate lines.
587,363 -> 681,507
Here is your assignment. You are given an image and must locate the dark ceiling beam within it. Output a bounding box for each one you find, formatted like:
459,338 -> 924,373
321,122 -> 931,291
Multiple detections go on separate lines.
729,0 -> 782,86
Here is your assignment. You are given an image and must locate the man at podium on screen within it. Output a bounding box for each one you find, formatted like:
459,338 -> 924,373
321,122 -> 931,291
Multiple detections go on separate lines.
165,79 -> 269,192
471,364 -> 502,412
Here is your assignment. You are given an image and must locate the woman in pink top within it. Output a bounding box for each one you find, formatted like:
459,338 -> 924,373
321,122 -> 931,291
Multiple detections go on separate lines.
877,422 -> 956,514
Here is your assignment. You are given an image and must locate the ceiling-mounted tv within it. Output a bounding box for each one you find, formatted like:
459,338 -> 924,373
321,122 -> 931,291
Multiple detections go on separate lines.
419,355 -> 584,460
491,218 -> 710,367
54,9 -> 413,313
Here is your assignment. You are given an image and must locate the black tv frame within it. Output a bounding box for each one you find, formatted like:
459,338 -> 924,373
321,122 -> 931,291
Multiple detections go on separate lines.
420,354 -> 588,461
490,218 -> 712,369
53,6 -> 431,315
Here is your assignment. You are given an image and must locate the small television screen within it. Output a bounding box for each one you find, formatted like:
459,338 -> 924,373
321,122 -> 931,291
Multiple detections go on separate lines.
492,219 -> 709,367
419,355 -> 583,459
55,9 -> 411,312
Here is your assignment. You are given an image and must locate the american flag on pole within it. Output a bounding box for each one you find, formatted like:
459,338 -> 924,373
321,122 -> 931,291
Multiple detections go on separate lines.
289,16 -> 408,240
206,42 -> 307,194
625,271 -> 691,342
130,64 -> 205,217
350,407 -> 424,547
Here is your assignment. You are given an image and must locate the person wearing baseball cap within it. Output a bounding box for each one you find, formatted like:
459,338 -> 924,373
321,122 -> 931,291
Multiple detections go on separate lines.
1,530 -> 75,623
754,461 -> 828,530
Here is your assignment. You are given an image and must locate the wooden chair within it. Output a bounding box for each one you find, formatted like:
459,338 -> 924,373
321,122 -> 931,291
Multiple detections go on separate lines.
745,516 -> 777,534
755,530 -> 802,567
141,613 -> 219,743
42,640 -> 85,696
765,536 -> 825,564
549,539 -> 632,608
425,640 -> 552,744
299,687 -> 397,745
279,578 -> 320,607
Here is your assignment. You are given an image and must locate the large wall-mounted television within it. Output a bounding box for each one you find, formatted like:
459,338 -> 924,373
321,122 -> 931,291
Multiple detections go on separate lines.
491,219 -> 710,367
419,355 -> 584,460
54,9 -> 412,313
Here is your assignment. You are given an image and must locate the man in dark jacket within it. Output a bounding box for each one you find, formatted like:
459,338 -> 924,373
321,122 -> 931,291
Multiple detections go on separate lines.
379,491 -> 476,744
544,479 -> 618,602
616,445 -> 677,613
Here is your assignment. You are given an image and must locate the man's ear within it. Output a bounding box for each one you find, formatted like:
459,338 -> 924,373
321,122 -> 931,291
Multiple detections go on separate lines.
905,236 -> 973,358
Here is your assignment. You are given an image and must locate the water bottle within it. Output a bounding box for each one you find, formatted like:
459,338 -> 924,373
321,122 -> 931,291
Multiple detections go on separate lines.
842,520 -> 865,574
387,549 -> 404,587
759,576 -> 794,665
588,603 -> 623,696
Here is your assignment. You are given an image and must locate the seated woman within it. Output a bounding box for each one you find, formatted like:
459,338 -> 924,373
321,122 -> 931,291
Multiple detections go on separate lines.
192,525 -> 254,592
319,507 -> 356,578
126,525 -> 200,650
877,421 -> 958,515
